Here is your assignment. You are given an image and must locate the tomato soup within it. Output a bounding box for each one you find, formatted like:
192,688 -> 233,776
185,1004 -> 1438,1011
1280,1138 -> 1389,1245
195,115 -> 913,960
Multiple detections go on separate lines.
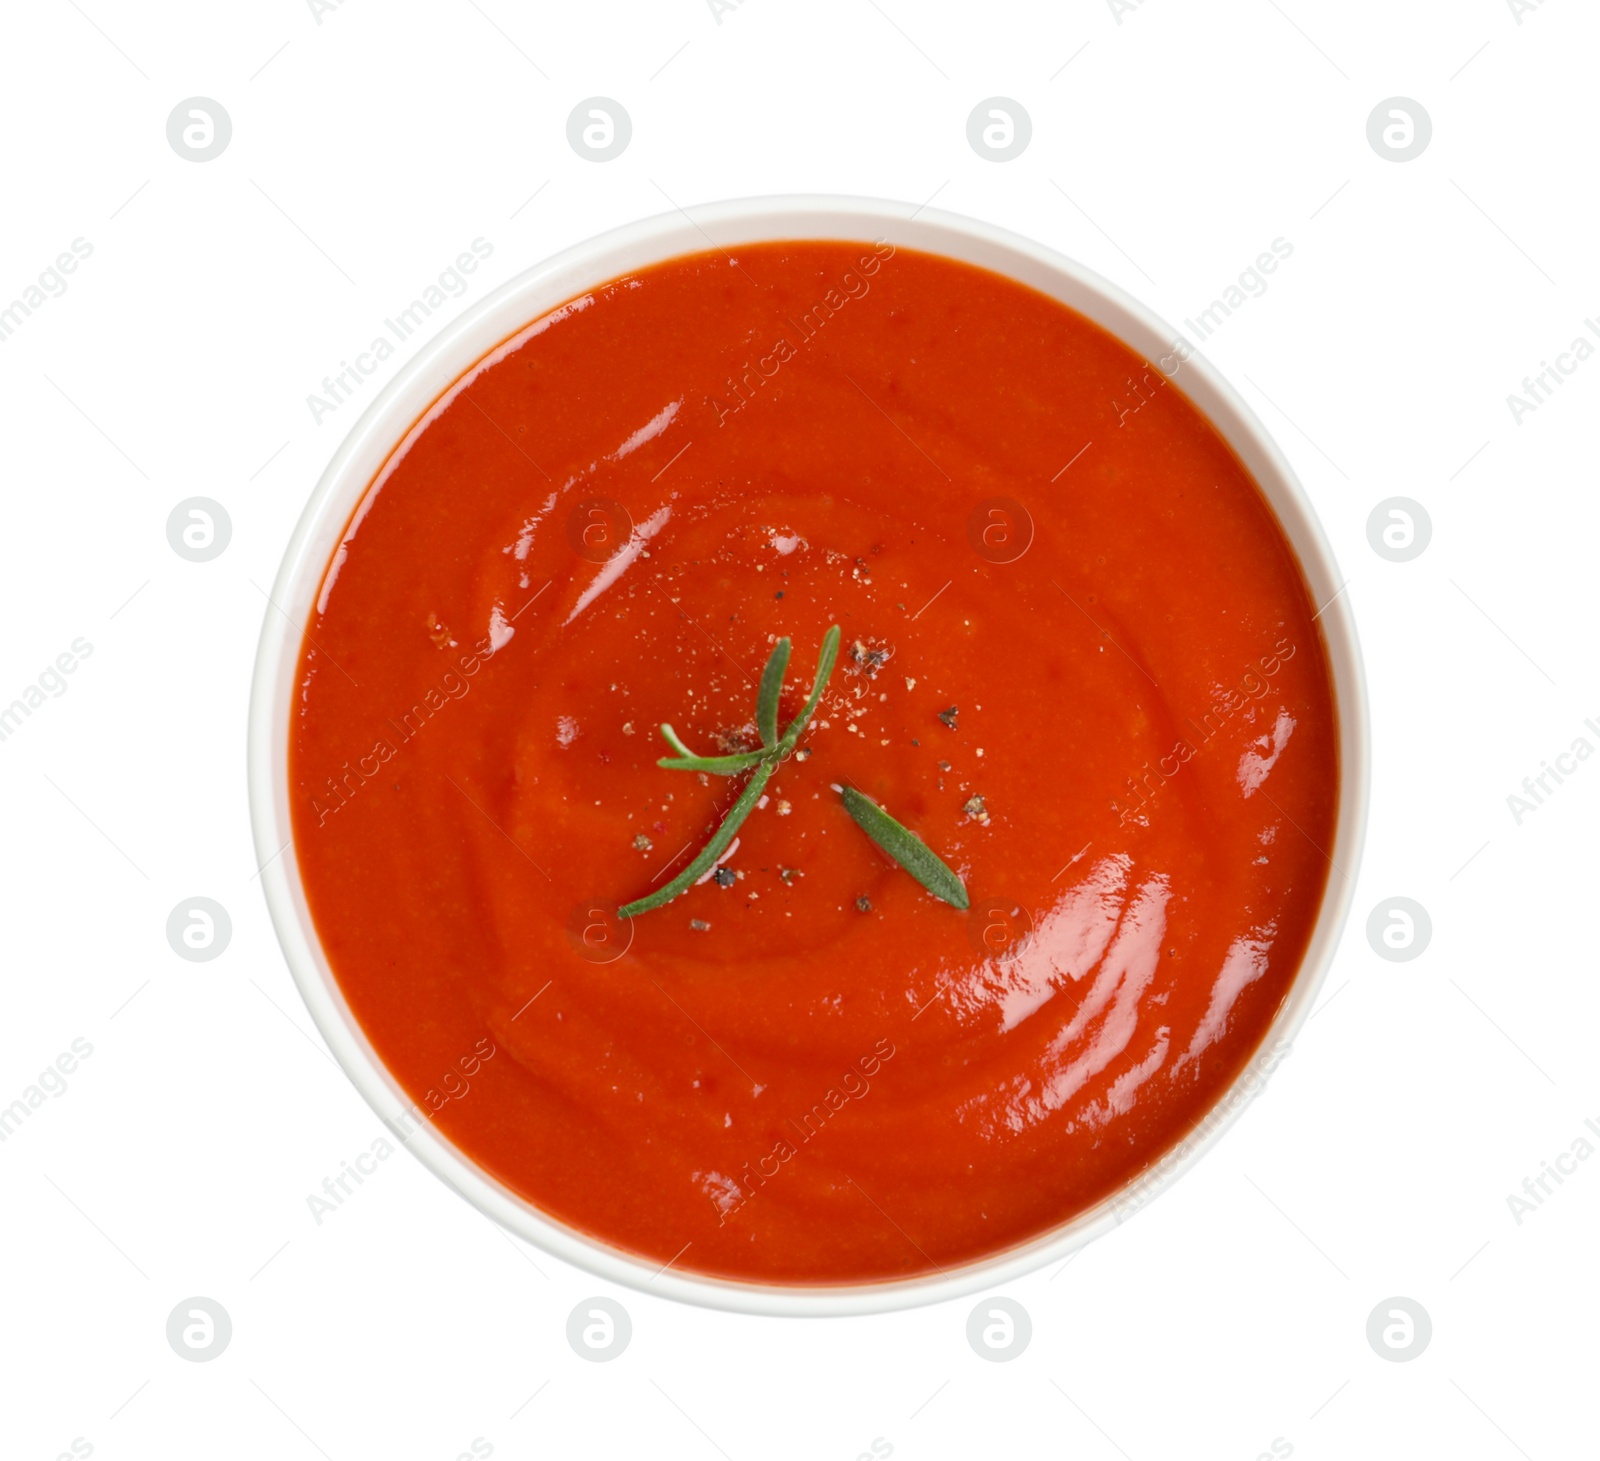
289,241 -> 1339,1284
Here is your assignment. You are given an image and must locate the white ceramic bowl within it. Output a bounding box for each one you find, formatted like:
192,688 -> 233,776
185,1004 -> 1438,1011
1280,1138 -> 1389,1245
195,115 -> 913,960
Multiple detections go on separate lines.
248,195 -> 1369,1316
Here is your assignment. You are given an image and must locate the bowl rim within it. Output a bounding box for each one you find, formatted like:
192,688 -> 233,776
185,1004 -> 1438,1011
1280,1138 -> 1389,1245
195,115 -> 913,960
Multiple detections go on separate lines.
247,192 -> 1370,1317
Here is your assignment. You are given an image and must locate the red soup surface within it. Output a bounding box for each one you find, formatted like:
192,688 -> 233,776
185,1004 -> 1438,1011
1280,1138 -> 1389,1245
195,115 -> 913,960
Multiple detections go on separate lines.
290,240 -> 1339,1285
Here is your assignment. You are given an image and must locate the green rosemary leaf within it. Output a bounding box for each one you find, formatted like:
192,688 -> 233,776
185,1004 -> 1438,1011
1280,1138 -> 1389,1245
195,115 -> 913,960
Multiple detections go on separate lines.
619,760 -> 775,919
756,637 -> 792,749
659,723 -> 698,759
620,626 -> 841,920
656,722 -> 766,775
838,785 -> 969,910
657,750 -> 770,775
778,625 -> 841,753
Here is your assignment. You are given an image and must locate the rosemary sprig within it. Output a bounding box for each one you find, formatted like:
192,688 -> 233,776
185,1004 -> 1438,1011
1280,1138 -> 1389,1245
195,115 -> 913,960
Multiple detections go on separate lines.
618,627 -> 840,919
617,759 -> 776,919
756,636 -> 791,749
617,623 -> 968,920
775,626 -> 839,755
654,730 -> 767,776
837,785 -> 969,909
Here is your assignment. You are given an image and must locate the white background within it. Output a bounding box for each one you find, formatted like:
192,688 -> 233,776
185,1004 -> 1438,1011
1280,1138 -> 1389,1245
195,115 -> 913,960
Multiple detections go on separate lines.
2,0 -> 1595,1457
